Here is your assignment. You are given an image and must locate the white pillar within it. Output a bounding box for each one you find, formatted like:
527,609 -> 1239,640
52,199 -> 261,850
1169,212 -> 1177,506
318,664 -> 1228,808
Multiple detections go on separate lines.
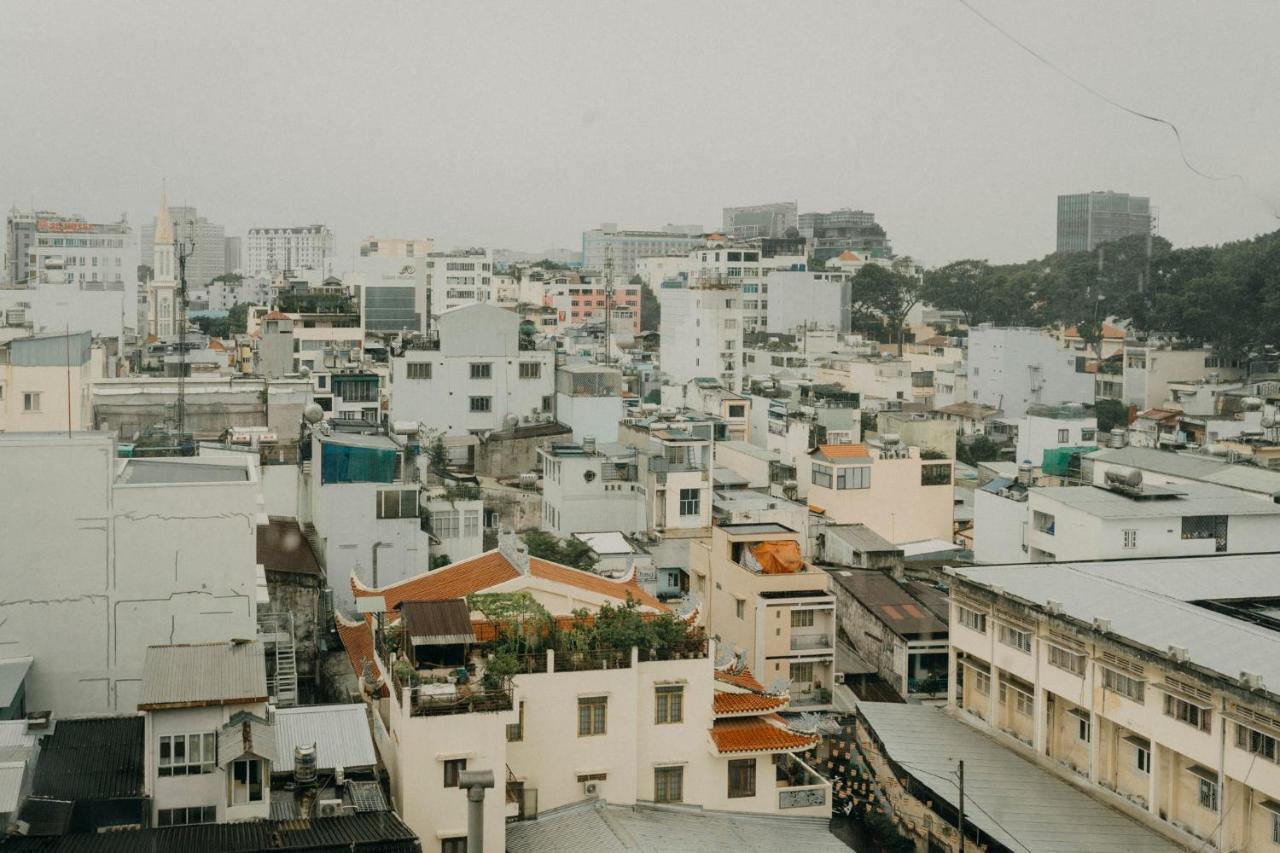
946,646 -> 958,711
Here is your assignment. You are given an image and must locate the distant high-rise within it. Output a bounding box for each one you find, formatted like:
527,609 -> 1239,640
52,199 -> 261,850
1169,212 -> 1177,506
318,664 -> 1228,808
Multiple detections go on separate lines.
142,206 -> 226,287
1056,191 -> 1153,252
359,236 -> 434,258
245,225 -> 335,277
799,208 -> 891,263
721,202 -> 797,239
581,223 -> 703,276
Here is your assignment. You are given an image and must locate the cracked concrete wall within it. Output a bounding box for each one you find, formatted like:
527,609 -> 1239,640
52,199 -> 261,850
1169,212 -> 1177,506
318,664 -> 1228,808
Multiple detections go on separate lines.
0,433 -> 260,715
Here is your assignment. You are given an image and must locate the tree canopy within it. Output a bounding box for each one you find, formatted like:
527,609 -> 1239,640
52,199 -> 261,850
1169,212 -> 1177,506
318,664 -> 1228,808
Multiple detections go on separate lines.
850,261 -> 921,355
522,530 -> 598,571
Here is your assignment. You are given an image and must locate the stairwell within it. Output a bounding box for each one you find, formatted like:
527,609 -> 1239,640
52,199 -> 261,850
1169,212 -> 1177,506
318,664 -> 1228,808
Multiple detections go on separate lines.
257,609 -> 299,707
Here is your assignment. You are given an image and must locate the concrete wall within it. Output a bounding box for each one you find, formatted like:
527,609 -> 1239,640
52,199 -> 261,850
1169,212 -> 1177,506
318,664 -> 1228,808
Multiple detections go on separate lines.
968,326 -> 1095,419
972,490 -> 1029,564
807,453 -> 954,545
265,569 -> 324,704
556,392 -> 622,444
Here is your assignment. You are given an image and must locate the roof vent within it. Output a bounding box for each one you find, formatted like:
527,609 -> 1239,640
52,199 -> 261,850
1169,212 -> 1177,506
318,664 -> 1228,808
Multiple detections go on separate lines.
1241,671 -> 1264,690
1045,600 -> 1063,615
989,584 -> 1004,597
1093,617 -> 1111,633
1168,645 -> 1190,663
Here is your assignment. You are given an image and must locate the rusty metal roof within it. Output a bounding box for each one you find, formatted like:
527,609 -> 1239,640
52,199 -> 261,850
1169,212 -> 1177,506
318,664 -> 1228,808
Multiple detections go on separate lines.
138,641 -> 267,711
399,599 -> 475,646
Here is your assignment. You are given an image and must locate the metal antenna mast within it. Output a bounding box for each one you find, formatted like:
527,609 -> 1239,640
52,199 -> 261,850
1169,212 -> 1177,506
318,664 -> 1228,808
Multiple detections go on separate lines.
176,238 -> 195,444
602,249 -> 613,365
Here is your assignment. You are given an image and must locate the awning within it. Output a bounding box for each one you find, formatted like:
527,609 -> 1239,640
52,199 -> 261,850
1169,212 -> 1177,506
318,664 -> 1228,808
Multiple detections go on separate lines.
1186,764 -> 1218,784
1123,734 -> 1151,751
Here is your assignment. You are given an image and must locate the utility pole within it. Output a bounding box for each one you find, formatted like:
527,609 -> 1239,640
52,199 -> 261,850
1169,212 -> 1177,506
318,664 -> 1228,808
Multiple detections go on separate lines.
176,238 -> 195,446
602,249 -> 614,366
957,759 -> 965,853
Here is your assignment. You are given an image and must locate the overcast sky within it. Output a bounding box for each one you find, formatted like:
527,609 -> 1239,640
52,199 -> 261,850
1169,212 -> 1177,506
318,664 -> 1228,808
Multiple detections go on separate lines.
3,0 -> 1278,268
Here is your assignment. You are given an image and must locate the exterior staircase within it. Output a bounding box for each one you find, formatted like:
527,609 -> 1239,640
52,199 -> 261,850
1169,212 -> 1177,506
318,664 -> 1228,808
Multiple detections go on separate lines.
257,610 -> 299,707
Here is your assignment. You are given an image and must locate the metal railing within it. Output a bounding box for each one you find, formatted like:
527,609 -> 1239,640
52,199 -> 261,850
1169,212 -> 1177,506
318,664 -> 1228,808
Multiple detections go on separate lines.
410,684 -> 514,717
789,633 -> 833,652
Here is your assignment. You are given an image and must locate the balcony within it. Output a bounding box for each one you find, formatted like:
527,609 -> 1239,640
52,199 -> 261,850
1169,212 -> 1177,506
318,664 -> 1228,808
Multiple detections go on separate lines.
789,632 -> 833,652
775,754 -> 828,810
790,687 -> 832,708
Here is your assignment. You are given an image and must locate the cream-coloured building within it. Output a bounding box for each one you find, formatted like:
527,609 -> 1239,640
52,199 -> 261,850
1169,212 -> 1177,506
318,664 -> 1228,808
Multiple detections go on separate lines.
0,331 -> 102,433
803,441 -> 954,545
948,554 -> 1280,851
337,537 -> 832,852
690,524 -> 836,710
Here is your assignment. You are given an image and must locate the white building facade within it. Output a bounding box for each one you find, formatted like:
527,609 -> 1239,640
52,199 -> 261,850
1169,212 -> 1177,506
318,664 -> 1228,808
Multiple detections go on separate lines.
967,325 -> 1096,419
245,225 -> 335,277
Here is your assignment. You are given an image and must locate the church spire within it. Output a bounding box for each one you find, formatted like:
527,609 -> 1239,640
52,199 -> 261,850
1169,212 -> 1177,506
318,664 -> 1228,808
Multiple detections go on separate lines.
154,189 -> 174,247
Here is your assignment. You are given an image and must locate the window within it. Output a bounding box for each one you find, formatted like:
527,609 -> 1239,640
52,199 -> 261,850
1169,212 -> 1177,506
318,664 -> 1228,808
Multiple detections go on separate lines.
678,488 -> 700,516
230,758 -> 263,805
578,696 -> 607,736
836,465 -> 871,489
791,609 -> 815,628
519,362 -> 541,379
443,758 -> 467,787
406,362 -> 431,379
654,766 -> 683,803
921,464 -> 952,486
728,404 -> 745,418
432,510 -> 459,538
542,395 -> 553,412
1182,515 -> 1228,553
655,685 -> 683,724
999,683 -> 1033,717
957,606 -> 986,634
159,733 -> 216,776
735,599 -> 744,619
1199,777 -> 1219,812
1047,645 -> 1085,676
469,362 -> 492,379
1082,429 -> 1096,442
811,463 -> 832,488
376,489 -> 418,519
728,758 -> 756,798
1164,693 -> 1211,731
442,838 -> 468,853
507,701 -> 524,742
1236,724 -> 1279,762
463,509 -> 481,538
157,806 -> 216,827
997,623 -> 1032,654
469,396 -> 492,413
1077,713 -> 1091,743
1057,429 -> 1070,443
1122,529 -> 1138,550
22,392 -> 40,412
972,670 -> 990,696
1102,668 -> 1145,702
1135,745 -> 1150,774
790,662 -> 814,684
1272,811 -> 1280,845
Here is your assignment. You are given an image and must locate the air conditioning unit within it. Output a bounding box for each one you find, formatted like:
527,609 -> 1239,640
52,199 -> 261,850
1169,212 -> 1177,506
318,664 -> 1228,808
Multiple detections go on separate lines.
584,781 -> 602,798
1241,671 -> 1265,691
833,672 -> 846,685
316,799 -> 343,818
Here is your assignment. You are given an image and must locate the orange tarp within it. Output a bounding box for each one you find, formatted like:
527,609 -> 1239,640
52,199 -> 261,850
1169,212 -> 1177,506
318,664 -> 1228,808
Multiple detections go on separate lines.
749,540 -> 803,574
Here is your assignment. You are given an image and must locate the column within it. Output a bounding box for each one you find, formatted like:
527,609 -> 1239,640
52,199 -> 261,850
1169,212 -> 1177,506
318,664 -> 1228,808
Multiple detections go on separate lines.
946,646 -> 958,711
1147,742 -> 1159,817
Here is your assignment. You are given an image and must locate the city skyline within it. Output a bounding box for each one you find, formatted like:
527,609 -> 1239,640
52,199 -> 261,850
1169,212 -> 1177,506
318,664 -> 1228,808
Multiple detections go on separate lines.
2,2 -> 1279,269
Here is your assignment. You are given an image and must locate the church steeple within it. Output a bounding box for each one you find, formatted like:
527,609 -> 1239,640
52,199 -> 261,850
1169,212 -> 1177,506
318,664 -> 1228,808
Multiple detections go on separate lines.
152,191 -> 176,283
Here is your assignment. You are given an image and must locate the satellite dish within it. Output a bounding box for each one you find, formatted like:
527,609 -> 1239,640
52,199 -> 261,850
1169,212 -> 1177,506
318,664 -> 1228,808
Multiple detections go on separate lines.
303,403 -> 325,424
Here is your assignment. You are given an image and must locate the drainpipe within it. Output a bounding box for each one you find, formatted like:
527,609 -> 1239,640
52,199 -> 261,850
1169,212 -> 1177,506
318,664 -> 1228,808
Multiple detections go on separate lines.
458,769 -> 495,853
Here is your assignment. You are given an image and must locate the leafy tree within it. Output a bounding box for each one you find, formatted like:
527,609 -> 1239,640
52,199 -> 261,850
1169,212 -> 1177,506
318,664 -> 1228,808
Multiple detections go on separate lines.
807,254 -> 827,271
532,258 -> 570,270
194,315 -> 231,338
137,264 -> 153,284
956,435 -> 1002,466
227,302 -> 250,335
430,553 -> 452,570
427,435 -> 448,471
1094,398 -> 1129,434
639,282 -> 660,332
850,262 -> 921,355
522,530 -> 598,571
921,259 -> 994,326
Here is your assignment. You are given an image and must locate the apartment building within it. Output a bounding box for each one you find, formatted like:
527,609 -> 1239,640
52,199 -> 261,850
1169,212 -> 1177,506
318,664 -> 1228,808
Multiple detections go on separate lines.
803,441 -> 954,545
581,223 -> 703,276
424,249 -> 493,314
947,553 -> 1280,851
661,377 -> 750,441
618,414 -> 716,536
967,325 -> 1096,419
538,442 -> 647,536
545,276 -> 642,336
388,303 -> 555,436
722,202 -> 797,239
554,363 -> 624,444
245,225 -> 334,277
749,384 -> 861,479
657,273 -> 744,389
0,433 -> 260,715
1014,402 -> 1098,468
683,244 -> 772,332
765,269 -> 853,335
1122,344 -> 1245,411
690,524 -> 836,710
0,332 -> 101,433
4,207 -> 138,294
359,236 -> 435,258
1083,445 -> 1280,498
816,354 -> 931,409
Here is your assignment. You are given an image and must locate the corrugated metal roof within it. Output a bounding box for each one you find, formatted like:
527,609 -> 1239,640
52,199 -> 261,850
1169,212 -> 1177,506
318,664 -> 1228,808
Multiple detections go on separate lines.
955,554 -> 1280,693
257,517 -> 324,575
274,704 -> 377,771
139,642 -> 267,710
0,761 -> 25,814
1087,446 -> 1280,495
31,717 -> 144,801
16,796 -> 73,836
0,656 -> 32,706
400,599 -> 476,646
827,569 -> 946,637
1033,481 -> 1280,519
8,331 -> 91,367
859,702 -> 1182,853
506,800 -> 846,853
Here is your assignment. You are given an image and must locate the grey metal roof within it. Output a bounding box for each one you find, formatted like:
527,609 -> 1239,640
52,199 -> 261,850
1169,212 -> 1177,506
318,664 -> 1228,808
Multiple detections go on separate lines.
0,720 -> 38,763
825,523 -> 899,554
139,642 -> 267,710
399,599 -> 475,646
715,440 -> 779,462
31,716 -> 144,801
274,705 -> 377,771
0,656 -> 32,706
1032,481 -> 1280,519
858,702 -> 1182,853
645,539 -> 691,570
1086,446 -> 1280,495
0,761 -> 24,814
115,459 -> 250,485
954,554 -> 1280,693
506,800 -> 851,853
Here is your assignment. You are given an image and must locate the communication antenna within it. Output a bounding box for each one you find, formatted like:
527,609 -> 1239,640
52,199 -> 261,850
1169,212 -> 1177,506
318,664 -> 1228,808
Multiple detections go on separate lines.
602,248 -> 614,366
176,237 -> 196,444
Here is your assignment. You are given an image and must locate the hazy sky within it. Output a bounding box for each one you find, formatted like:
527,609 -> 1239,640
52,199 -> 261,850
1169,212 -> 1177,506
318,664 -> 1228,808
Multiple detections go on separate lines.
3,0 -> 1279,268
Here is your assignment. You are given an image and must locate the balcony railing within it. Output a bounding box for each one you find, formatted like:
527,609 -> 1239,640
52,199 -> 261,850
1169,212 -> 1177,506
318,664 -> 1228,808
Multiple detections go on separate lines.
410,684 -> 514,717
789,633 -> 833,651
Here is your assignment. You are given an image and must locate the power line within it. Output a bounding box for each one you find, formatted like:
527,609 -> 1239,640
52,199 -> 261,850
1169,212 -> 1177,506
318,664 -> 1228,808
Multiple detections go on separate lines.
954,0 -> 1246,186
892,758 -> 1035,853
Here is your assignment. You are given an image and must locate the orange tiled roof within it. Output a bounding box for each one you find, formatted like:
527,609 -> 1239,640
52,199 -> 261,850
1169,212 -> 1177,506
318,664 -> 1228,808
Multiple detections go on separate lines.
837,250 -> 861,261
710,717 -> 819,754
714,691 -> 788,715
813,443 -> 870,459
1064,321 -> 1125,340
264,310 -> 291,320
714,667 -> 767,693
530,558 -> 667,611
334,614 -> 386,697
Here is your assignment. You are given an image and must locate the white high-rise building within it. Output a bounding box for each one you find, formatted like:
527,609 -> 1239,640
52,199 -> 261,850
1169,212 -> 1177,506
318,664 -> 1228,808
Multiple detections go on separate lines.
658,274 -> 744,390
423,249 -> 493,315
245,225 -> 334,277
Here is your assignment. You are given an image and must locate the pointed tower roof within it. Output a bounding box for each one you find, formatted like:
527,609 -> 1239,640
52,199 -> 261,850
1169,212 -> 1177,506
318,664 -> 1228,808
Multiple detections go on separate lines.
154,191 -> 174,246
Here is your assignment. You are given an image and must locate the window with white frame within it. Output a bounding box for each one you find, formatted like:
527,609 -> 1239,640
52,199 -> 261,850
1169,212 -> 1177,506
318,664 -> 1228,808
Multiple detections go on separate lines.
157,806 -> 216,827
678,488 -> 700,516
997,623 -> 1032,654
791,609 -> 815,628
159,733 -> 216,776
22,392 -> 40,412
1135,744 -> 1151,773
790,661 -> 814,685
655,685 -> 683,724
1047,644 -> 1085,676
229,758 -> 263,804
1102,667 -> 1145,703
1164,693 -> 1211,732
972,669 -> 990,696
956,606 -> 986,634
1075,712 -> 1091,743
406,362 -> 431,379
1057,429 -> 1070,443
432,510 -> 460,538
463,509 -> 481,538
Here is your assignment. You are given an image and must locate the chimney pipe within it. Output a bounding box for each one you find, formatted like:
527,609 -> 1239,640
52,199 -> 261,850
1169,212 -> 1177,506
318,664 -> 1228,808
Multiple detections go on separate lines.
457,769 -> 495,853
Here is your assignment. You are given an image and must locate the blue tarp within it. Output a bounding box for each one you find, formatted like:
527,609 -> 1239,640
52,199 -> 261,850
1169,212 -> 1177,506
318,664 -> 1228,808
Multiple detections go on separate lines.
320,441 -> 396,484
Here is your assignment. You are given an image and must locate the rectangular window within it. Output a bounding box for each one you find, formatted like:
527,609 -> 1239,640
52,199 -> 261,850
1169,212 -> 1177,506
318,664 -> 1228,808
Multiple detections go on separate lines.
376,489 -> 418,519
957,606 -> 986,634
973,670 -> 991,696
916,462 -> 952,487
432,510 -> 460,538
654,766 -> 683,803
22,392 -> 40,412
519,362 -> 541,379
406,362 -> 431,379
678,487 -> 700,516
835,465 -> 871,489
655,685 -> 684,724
158,733 -> 216,776
1082,429 -> 1097,442
157,806 -> 216,827
1058,429 -> 1070,443
735,599 -> 744,619
443,758 -> 467,788
791,609 -> 815,628
230,758 -> 263,805
507,701 -> 524,742
1136,745 -> 1150,774
1123,529 -> 1138,549
1102,668 -> 1145,703
469,362 -> 492,379
997,623 -> 1032,654
1235,724 -> 1279,762
578,697 -> 607,736
1077,714 -> 1091,743
728,758 -> 756,798
1047,645 -> 1085,676
1015,689 -> 1034,717
1199,777 -> 1218,812
1272,811 -> 1280,845
463,510 -> 481,538
469,396 -> 492,413
1164,693 -> 1211,731
542,395 -> 553,412
790,662 -> 814,684
811,463 -> 832,488
1181,515 -> 1228,553
442,838 -> 467,853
